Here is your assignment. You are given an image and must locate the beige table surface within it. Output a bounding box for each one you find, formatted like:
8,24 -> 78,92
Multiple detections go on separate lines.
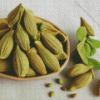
0,0 -> 100,100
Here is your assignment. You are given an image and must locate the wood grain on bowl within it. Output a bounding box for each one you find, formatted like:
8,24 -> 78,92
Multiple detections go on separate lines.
0,17 -> 70,81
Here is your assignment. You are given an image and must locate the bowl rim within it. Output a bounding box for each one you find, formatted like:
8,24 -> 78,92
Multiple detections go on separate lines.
0,16 -> 70,81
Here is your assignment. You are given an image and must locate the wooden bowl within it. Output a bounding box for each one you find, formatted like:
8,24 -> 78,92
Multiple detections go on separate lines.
0,17 -> 70,81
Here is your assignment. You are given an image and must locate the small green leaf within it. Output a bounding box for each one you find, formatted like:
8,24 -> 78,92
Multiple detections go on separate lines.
77,37 -> 88,65
80,17 -> 95,36
87,37 -> 100,48
89,48 -> 96,56
76,26 -> 87,41
81,42 -> 91,57
88,58 -> 100,70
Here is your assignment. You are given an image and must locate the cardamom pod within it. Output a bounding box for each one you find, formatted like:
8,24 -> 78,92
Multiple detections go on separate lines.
7,3 -> 24,27
0,30 -> 14,59
0,19 -> 8,30
55,52 -> 67,60
80,17 -> 95,36
26,67 -> 36,77
97,80 -> 100,96
0,28 -> 10,38
68,64 -> 94,77
15,23 -> 30,52
0,59 -> 10,72
13,45 -> 29,77
41,33 -> 67,60
24,9 -> 39,40
35,41 -> 60,72
27,47 -> 47,75
35,17 -> 68,43
69,70 -> 93,91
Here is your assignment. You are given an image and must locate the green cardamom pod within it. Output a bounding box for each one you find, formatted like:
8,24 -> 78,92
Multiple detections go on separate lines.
24,9 -> 39,40
80,17 -> 95,36
13,45 -> 29,77
15,23 -> 30,52
69,70 -> 93,91
7,3 -> 25,27
0,30 -> 14,59
68,64 -> 94,77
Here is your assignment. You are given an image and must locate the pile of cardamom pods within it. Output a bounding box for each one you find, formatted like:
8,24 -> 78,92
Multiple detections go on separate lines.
0,3 -> 68,77
68,64 -> 94,91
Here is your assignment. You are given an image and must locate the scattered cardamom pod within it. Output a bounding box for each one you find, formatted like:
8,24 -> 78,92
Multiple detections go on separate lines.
27,47 -> 47,75
68,64 -> 94,77
0,18 -> 8,30
50,91 -> 54,97
69,70 -> 93,91
35,41 -> 60,72
24,9 -> 39,41
35,17 -> 68,43
97,80 -> 100,96
80,17 -> 95,36
13,45 -> 29,77
0,59 -> 10,72
0,30 -> 14,59
0,28 -> 10,38
58,78 -> 63,85
15,23 -> 30,52
7,3 -> 24,27
48,83 -> 52,87
26,67 -> 36,77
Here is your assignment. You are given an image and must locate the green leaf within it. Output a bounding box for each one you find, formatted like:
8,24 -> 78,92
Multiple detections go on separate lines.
80,17 -> 95,36
76,26 -> 87,41
87,37 -> 100,48
88,58 -> 100,70
81,42 -> 91,57
89,48 -> 96,56
77,37 -> 88,65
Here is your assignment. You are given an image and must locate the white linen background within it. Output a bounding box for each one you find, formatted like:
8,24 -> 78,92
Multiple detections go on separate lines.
0,0 -> 100,100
